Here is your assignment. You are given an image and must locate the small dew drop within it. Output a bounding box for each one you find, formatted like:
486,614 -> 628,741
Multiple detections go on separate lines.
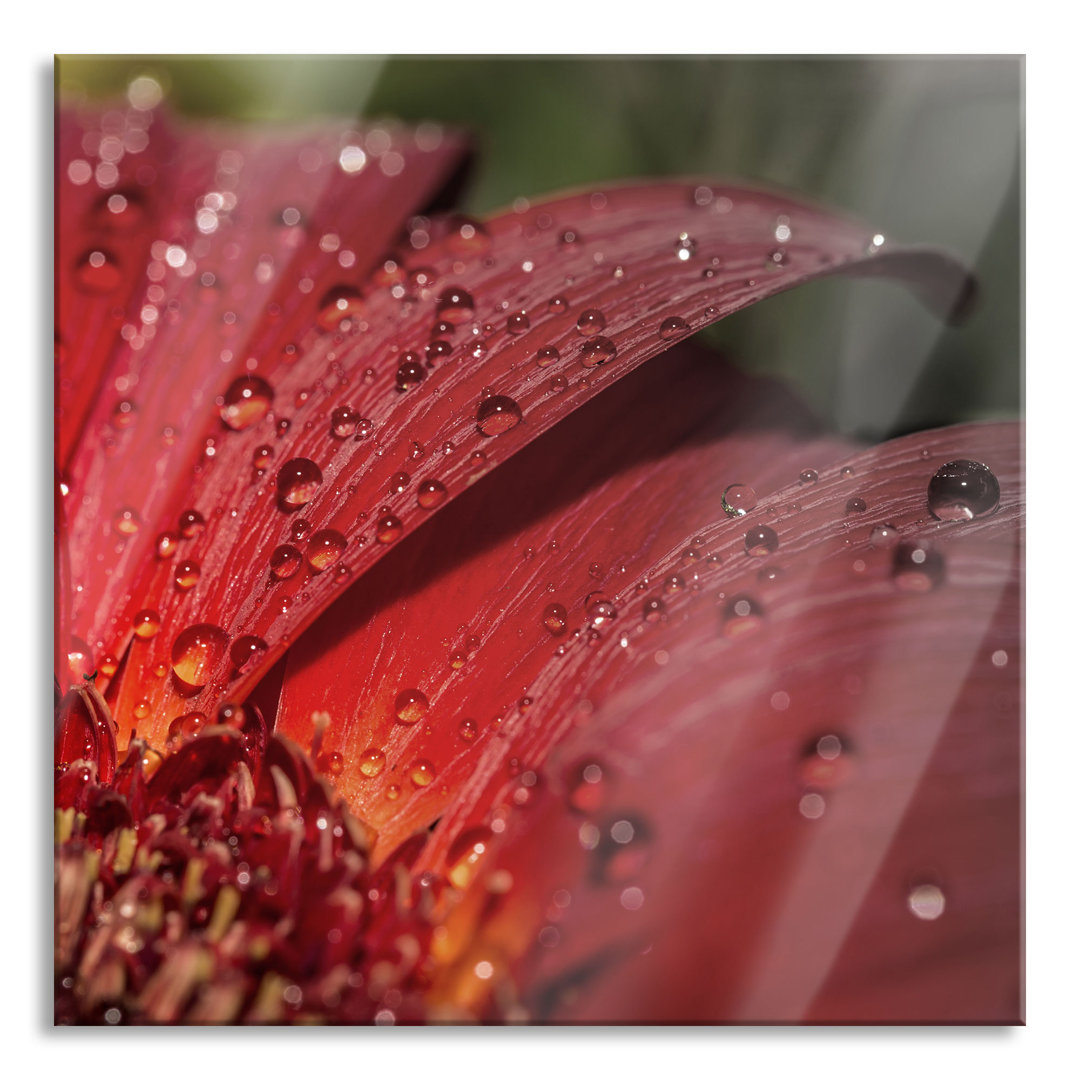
722,594 -> 764,638
132,609 -> 161,640
845,497 -> 867,514
535,345 -> 560,368
359,747 -> 386,778
329,406 -> 359,439
74,248 -> 122,293
409,759 -> 437,787
375,513 -> 403,543
548,295 -> 568,314
506,311 -> 530,335
316,285 -> 364,331
229,635 -> 268,673
927,459 -> 1000,521
868,523 -> 901,548
435,287 -> 475,324
173,560 -> 200,590
566,759 -> 608,814
178,509 -> 205,539
395,359 -> 425,392
799,469 -> 818,485
112,507 -> 140,537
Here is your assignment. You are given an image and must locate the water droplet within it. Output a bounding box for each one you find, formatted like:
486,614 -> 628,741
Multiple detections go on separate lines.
908,883 -> 946,920
174,560 -> 200,590
476,395 -> 523,436
558,228 -> 582,247
722,594 -> 764,637
276,458 -> 322,508
306,529 -> 347,570
580,336 -> 617,367
868,523 -> 901,548
765,247 -> 790,269
230,635 -> 268,673
178,509 -> 205,539
744,525 -> 779,556
586,597 -> 618,628
542,602 -> 568,635
270,544 -> 303,580
566,759 -> 608,813
592,816 -> 652,884
132,609 -> 161,639
394,689 -> 428,724
799,469 -> 818,485
548,295 -> 568,314
845,497 -> 867,514
642,596 -> 666,623
388,471 -> 411,495
354,418 -> 374,440
409,759 -> 437,787
155,532 -> 179,559
799,734 -> 853,787
329,406 -> 359,438
112,507 -> 140,536
721,483 -> 757,517
435,287 -> 475,324
110,399 -> 137,429
458,718 -> 478,743
549,375 -> 568,393
927,459 -> 1000,521
507,311 -> 530,335
417,478 -> 448,509
447,826 -> 492,889
376,513 -> 403,543
316,285 -> 364,331
74,248 -> 122,293
395,359 -> 425,391
841,466 -> 855,478
359,747 -> 386,778
290,518 -> 312,542
674,233 -> 697,261
658,315 -> 690,341
170,623 -> 229,689
316,751 -> 344,777
252,445 -> 273,472
426,339 -> 453,365
576,309 -> 606,336
535,346 -> 560,368
220,375 -> 273,431
892,541 -> 945,592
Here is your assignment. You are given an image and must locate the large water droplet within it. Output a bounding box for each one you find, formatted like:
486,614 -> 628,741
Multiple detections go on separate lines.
396,359 -> 425,391
744,525 -> 779,556
316,285 -> 364,331
907,883 -> 946,920
575,309 -> 606,336
592,816 -> 652,884
580,336 -> 617,367
132,609 -> 161,639
170,624 -> 229,689
394,689 -> 429,724
476,395 -> 523,436
435,287 -> 475,324
722,594 -> 764,637
722,484 -> 757,517
276,458 -> 322,508
417,479 -> 448,509
359,747 -> 386,778
306,529 -> 347,570
220,375 -> 273,431
927,459 -> 1000,521
542,602 -> 568,635
658,315 -> 690,340
566,759 -> 608,814
329,406 -> 359,438
74,248 -> 122,293
269,544 -> 303,580
376,512 -> 403,543
892,541 -> 945,592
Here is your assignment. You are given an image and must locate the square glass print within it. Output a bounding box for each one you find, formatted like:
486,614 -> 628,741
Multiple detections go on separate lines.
55,55 -> 1022,1025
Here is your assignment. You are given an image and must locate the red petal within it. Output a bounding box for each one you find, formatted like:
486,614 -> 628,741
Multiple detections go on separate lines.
274,342 -> 851,859
57,104 -> 973,749
420,421 -> 1021,1023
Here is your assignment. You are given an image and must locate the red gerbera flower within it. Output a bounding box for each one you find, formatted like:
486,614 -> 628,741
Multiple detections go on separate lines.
53,64 -> 1022,1027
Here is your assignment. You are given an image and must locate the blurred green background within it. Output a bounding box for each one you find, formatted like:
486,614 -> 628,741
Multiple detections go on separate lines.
57,56 -> 1022,441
